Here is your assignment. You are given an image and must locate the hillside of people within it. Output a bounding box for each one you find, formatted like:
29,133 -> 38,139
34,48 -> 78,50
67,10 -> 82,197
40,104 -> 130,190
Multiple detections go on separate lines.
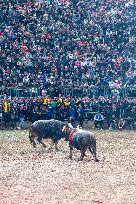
0,0 -> 135,129
0,0 -> 135,90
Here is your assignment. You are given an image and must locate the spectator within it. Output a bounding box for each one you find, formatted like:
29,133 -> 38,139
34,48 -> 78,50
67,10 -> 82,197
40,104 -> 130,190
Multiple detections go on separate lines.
10,108 -> 17,129
109,114 -> 118,130
118,118 -> 126,130
94,112 -> 104,129
77,104 -> 85,128
0,103 -> 3,122
3,99 -> 11,127
125,116 -> 135,130
68,106 -> 76,126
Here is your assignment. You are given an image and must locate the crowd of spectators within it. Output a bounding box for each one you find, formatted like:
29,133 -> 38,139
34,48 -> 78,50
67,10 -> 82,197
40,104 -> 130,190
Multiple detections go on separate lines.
0,0 -> 135,130
0,95 -> 135,130
0,0 -> 136,94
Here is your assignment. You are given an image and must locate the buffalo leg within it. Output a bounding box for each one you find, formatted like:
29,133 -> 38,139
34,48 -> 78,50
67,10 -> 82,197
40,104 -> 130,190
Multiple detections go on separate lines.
49,140 -> 58,151
33,140 -> 36,148
89,145 -> 93,155
37,138 -> 46,148
78,148 -> 86,161
54,141 -> 58,151
31,135 -> 36,148
29,131 -> 36,148
48,141 -> 54,151
89,145 -> 99,162
93,153 -> 99,162
69,144 -> 73,159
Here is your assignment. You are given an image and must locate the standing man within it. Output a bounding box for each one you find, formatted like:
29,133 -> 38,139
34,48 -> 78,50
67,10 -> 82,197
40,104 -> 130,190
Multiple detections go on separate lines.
68,106 -> 76,127
77,104 -> 85,128
3,98 -> 11,127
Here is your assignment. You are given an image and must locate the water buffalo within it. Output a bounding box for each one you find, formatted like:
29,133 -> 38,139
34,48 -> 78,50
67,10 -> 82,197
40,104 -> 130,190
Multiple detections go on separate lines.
62,124 -> 99,161
29,119 -> 66,150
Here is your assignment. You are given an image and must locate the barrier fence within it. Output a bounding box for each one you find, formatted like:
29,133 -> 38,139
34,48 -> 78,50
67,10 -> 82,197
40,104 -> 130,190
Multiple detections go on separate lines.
0,86 -> 136,98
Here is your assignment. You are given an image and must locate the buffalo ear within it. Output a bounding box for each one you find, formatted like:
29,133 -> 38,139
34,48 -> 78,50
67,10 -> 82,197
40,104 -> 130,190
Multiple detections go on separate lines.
68,123 -> 73,129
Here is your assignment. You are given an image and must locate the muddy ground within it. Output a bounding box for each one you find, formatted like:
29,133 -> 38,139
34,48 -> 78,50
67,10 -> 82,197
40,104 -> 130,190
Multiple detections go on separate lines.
0,129 -> 136,204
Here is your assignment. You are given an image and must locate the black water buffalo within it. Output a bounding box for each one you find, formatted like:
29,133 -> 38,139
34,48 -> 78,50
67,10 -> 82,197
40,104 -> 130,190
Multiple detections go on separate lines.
62,124 -> 99,162
29,119 -> 66,150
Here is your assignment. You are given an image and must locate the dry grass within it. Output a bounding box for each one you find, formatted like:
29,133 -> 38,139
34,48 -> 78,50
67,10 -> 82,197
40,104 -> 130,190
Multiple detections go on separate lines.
0,129 -> 136,204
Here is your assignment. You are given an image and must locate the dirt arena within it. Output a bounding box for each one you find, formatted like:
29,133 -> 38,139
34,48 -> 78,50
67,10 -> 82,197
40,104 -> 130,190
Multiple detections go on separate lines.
0,128 -> 136,204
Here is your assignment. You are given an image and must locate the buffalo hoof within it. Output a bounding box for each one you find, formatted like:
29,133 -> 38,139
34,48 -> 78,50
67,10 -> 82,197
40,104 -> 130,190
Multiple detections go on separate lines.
94,158 -> 99,162
78,158 -> 83,162
48,147 -> 53,151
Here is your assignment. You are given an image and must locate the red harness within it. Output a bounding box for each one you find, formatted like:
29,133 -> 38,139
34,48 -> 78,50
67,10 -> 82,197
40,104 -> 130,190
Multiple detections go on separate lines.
69,129 -> 77,142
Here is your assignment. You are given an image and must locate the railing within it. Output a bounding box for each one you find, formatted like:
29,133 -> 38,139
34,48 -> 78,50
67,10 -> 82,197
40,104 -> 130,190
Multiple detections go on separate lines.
62,86 -> 136,98
0,87 -> 42,98
0,86 -> 136,98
